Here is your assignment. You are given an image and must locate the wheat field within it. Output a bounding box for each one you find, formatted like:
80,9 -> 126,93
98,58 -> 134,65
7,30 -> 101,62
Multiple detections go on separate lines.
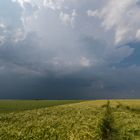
0,100 -> 140,140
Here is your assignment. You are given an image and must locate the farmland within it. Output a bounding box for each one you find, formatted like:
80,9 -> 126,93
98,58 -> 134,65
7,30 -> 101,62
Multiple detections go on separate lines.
0,100 -> 82,114
0,100 -> 140,140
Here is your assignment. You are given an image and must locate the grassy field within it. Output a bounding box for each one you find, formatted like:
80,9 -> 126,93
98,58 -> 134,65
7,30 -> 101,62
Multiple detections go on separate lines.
0,100 -> 82,113
0,100 -> 140,140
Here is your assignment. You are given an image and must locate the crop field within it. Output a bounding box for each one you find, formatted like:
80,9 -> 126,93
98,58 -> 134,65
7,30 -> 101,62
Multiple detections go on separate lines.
0,100 -> 82,114
0,100 -> 140,140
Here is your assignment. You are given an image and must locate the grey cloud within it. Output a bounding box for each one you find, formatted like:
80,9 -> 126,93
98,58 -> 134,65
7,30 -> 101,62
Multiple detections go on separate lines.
1,0 -> 135,74
0,0 -> 140,99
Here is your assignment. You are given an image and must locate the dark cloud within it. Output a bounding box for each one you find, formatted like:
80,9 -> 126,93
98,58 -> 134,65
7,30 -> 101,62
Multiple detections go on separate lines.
0,0 -> 140,99
0,65 -> 140,99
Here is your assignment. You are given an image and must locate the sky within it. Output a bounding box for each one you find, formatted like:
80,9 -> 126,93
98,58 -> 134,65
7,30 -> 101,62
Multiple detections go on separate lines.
0,0 -> 140,99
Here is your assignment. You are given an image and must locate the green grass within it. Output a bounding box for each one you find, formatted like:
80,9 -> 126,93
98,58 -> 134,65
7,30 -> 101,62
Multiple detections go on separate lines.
0,100 -> 140,140
0,100 -> 82,113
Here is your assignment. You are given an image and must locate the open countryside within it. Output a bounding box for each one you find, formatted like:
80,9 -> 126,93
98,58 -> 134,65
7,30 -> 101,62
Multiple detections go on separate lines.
0,100 -> 140,140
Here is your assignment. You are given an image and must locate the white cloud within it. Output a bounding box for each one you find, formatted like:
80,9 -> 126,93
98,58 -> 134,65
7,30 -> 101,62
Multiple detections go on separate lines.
0,1 -> 26,43
136,29 -> 140,40
12,0 -> 32,8
90,0 -> 140,45
80,57 -> 91,67
0,23 -> 6,45
87,10 -> 99,17
59,10 -> 77,27
115,26 -> 131,44
0,36 -> 6,46
43,0 -> 64,10
0,23 -> 5,29
59,12 -> 71,25
101,0 -> 134,30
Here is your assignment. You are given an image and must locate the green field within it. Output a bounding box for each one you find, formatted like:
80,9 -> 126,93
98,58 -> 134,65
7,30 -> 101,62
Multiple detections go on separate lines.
0,100 -> 82,113
0,100 -> 140,140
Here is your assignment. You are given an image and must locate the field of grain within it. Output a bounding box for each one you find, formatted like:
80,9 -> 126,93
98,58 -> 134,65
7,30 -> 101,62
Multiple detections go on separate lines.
0,100 -> 140,140
0,100 -> 82,113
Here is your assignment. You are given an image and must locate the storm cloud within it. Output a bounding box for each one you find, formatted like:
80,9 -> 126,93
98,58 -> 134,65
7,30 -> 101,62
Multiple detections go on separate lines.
0,0 -> 140,99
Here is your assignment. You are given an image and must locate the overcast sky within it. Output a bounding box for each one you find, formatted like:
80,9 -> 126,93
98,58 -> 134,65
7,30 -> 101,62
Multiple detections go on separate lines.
0,0 -> 140,99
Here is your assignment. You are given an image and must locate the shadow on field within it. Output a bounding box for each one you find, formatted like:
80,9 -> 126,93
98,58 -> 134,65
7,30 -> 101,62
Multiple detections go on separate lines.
99,101 -> 118,140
